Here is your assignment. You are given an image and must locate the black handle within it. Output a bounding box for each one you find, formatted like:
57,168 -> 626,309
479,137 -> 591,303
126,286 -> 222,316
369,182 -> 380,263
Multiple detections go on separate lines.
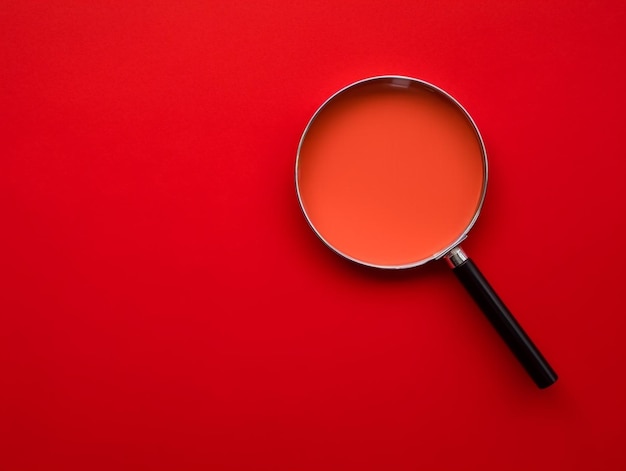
451,255 -> 558,388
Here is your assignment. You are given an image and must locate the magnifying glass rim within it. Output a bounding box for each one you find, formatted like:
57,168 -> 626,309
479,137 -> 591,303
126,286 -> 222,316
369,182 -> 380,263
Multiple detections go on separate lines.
295,75 -> 489,269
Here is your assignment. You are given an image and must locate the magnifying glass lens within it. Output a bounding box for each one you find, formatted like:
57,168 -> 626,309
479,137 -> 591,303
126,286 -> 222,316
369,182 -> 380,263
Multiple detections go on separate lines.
297,81 -> 485,267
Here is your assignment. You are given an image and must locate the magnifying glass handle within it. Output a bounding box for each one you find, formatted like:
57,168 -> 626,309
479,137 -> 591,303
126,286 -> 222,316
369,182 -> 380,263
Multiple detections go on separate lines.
445,247 -> 558,389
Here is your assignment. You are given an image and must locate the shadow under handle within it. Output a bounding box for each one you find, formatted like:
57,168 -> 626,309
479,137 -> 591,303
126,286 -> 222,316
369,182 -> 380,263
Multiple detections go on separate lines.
445,247 -> 558,389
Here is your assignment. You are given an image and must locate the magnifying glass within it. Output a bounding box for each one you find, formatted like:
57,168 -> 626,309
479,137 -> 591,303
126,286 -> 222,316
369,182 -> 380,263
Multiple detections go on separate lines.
295,76 -> 557,389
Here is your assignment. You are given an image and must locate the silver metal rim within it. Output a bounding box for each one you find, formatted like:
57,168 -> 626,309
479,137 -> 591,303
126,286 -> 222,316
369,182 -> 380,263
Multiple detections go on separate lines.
295,75 -> 488,269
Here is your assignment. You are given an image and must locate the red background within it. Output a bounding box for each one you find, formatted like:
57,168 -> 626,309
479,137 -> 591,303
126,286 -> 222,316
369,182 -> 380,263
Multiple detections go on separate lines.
2,1 -> 625,470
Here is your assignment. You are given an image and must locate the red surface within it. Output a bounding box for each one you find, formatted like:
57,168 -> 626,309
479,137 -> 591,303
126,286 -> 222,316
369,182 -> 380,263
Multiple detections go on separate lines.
1,1 -> 625,470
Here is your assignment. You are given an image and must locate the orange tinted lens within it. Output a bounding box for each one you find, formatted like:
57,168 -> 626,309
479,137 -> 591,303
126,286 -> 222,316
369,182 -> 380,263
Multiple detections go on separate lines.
297,80 -> 485,267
